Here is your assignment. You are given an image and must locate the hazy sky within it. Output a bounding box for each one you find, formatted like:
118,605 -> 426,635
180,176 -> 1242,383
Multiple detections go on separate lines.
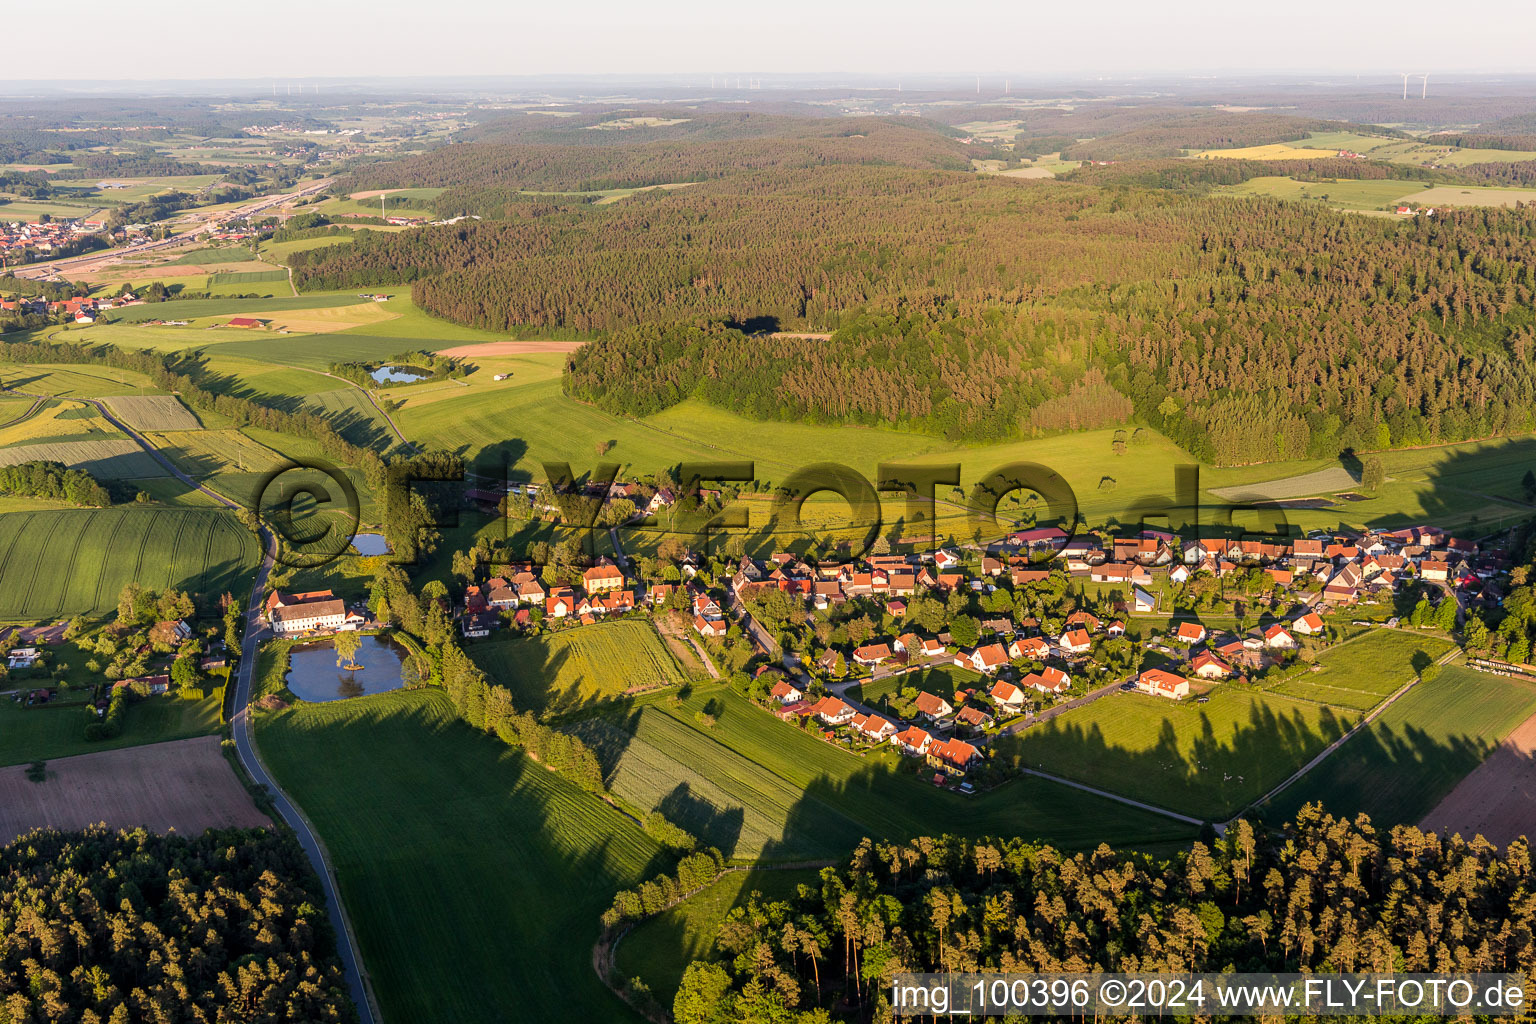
12,0 -> 1535,81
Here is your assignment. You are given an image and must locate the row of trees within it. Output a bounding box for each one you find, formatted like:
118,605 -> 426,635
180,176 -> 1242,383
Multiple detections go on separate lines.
670,807 -> 1536,1022
0,460 -> 111,507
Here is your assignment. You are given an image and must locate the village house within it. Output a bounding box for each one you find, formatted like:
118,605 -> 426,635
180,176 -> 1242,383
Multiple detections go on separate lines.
914,691 -> 954,722
694,616 -> 727,638
268,590 -> 349,635
891,726 -> 933,756
149,619 -> 193,646
812,696 -> 857,726
990,679 -> 1027,712
954,705 -> 993,731
1132,586 -> 1157,613
1136,668 -> 1190,699
1263,624 -> 1297,649
770,679 -> 804,704
851,712 -> 898,743
853,642 -> 893,667
1191,650 -> 1232,679
927,736 -> 981,775
1292,611 -> 1325,635
817,649 -> 846,676
583,563 -> 626,592
1022,665 -> 1071,694
460,612 -> 498,638
1008,635 -> 1049,660
1058,628 -> 1092,655
1174,621 -> 1207,644
969,642 -> 1009,674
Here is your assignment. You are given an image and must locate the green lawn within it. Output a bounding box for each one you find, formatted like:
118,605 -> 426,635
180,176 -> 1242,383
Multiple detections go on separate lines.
1270,629 -> 1455,711
616,867 -> 821,1006
1265,666 -> 1536,826
571,683 -> 1198,860
468,618 -> 688,716
997,687 -> 1354,821
254,688 -> 665,1024
0,690 -> 224,766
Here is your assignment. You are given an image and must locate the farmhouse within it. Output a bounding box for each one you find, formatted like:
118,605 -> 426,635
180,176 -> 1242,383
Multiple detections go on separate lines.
225,317 -> 266,329
1136,668 -> 1190,699
270,594 -> 348,635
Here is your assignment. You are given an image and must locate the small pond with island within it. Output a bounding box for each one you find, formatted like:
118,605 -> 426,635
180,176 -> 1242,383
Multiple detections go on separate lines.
285,633 -> 410,702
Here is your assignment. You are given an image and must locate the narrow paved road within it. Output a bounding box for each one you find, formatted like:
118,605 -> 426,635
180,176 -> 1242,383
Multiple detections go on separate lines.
35,392 -> 382,1023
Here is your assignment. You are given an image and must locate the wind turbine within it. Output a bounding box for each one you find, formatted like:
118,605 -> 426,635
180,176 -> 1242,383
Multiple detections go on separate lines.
1400,73 -> 1411,100
1419,73 -> 1429,99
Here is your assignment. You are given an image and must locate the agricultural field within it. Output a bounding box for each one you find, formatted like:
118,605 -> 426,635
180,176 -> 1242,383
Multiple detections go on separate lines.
102,292 -> 371,324
1409,184 -> 1536,208
1199,130 -> 1536,168
0,438 -> 163,478
101,394 -> 201,432
254,688 -> 666,1024
1267,666 -> 1536,827
0,400 -> 121,448
0,508 -> 257,619
468,619 -> 688,715
617,867 -> 820,1006
0,734 -> 265,844
0,362 -> 164,398
0,690 -> 226,767
1191,142 -> 1344,160
1218,176 -> 1436,212
572,683 -> 1197,860
317,187 -> 445,219
997,687 -> 1355,820
0,197 -> 102,222
1269,629 -> 1455,710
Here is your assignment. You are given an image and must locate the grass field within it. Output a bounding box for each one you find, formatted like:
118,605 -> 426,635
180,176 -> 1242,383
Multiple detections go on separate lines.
1218,176 -> 1433,212
102,293 -> 371,324
0,400 -> 122,448
617,867 -> 821,1006
101,394 -> 201,431
468,619 -> 688,715
0,438 -> 164,479
0,508 -> 257,619
0,691 -> 225,767
1410,184 -> 1536,208
0,362 -> 164,398
1269,629 -> 1455,711
0,198 -> 102,222
1200,131 -> 1536,168
572,683 -> 1198,860
1265,666 -> 1536,826
998,687 -> 1355,820
255,688 -> 665,1024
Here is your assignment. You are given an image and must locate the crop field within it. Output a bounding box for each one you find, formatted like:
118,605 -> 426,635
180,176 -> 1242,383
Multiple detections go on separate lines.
469,619 -> 687,715
0,508 -> 257,619
572,684 -> 1196,860
617,867 -> 820,1006
0,691 -> 226,767
0,438 -> 163,478
0,363 -> 163,398
255,688 -> 665,1024
0,198 -> 102,222
1267,666 -> 1536,827
1192,142 -> 1344,160
209,334 -> 409,371
998,687 -> 1355,820
103,292 -> 370,323
202,302 -> 398,334
1270,630 -> 1456,711
1410,184 -> 1536,208
259,233 -> 357,260
146,428 -> 288,479
1199,131 -> 1536,168
0,400 -> 121,448
101,394 -> 201,431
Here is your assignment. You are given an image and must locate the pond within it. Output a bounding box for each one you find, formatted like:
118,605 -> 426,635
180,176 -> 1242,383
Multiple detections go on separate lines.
352,532 -> 390,556
369,364 -> 431,384
285,634 -> 409,702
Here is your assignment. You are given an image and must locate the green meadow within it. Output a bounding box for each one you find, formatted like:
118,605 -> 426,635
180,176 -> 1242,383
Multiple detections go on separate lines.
0,692 -> 225,767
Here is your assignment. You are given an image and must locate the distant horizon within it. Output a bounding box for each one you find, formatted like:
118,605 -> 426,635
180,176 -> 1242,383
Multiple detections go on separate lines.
6,0 -> 1532,84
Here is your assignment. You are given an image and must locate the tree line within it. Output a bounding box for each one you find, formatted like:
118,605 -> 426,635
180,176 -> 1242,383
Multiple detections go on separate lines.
668,806 -> 1536,1023
0,460 -> 112,506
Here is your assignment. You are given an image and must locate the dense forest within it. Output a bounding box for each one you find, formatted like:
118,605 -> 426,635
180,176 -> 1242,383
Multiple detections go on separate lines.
667,807 -> 1536,1023
0,825 -> 355,1023
293,155 -> 1536,463
0,460 -> 112,506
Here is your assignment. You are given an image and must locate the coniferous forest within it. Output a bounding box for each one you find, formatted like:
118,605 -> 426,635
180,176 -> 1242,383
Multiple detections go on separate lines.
0,826 -> 356,1023
294,131 -> 1536,464
667,807 -> 1536,1023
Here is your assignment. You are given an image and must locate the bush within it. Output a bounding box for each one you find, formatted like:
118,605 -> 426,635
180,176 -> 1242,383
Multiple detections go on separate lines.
643,810 -> 698,854
85,687 -> 128,741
